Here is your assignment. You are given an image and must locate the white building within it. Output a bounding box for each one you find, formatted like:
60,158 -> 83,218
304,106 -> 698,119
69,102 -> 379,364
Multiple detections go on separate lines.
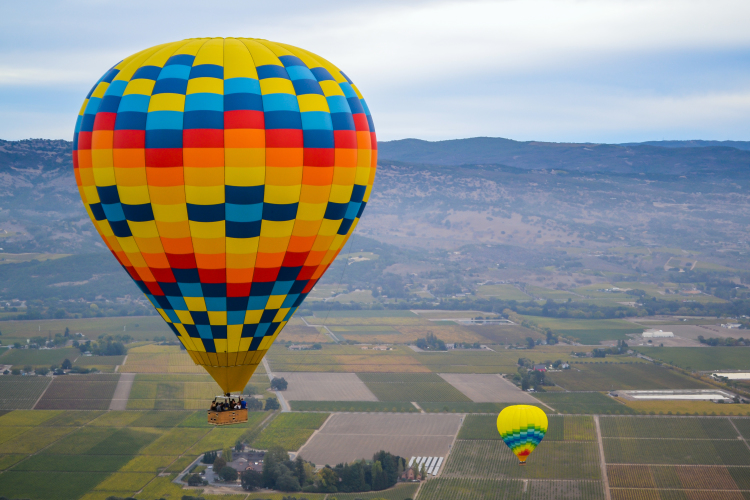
642,329 -> 674,338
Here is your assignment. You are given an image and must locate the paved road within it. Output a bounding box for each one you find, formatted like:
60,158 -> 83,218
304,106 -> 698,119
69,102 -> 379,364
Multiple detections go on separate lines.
109,373 -> 135,410
262,357 -> 290,412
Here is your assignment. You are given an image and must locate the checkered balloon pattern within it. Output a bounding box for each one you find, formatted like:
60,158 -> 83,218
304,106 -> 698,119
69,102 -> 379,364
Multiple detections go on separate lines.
72,38 -> 376,392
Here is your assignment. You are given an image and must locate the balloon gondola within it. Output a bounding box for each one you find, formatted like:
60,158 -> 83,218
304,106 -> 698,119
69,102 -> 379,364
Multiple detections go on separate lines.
73,38 -> 376,422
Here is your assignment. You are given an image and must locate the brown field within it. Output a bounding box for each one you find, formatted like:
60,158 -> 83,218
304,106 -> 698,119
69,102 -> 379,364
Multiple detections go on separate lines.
611,490 -> 746,500
392,325 -> 486,344
469,324 -> 545,344
609,465 -> 745,491
34,375 -> 119,410
273,372 -> 377,401
297,413 -> 461,466
438,373 -> 540,403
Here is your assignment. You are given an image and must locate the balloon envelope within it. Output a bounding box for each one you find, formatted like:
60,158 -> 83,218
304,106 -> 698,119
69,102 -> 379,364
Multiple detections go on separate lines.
73,38 -> 376,392
497,405 -> 548,464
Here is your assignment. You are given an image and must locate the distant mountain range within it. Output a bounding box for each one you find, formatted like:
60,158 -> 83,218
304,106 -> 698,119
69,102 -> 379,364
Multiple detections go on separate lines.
377,137 -> 750,175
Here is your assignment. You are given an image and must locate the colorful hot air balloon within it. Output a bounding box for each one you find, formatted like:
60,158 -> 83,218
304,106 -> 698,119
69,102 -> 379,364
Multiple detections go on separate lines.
73,38 -> 376,394
497,405 -> 548,465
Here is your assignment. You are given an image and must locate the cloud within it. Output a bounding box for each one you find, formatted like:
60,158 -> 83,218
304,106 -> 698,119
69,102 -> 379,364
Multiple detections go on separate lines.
1,0 -> 749,141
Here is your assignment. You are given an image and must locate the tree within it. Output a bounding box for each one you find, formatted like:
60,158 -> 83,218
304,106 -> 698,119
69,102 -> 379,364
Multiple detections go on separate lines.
270,377 -> 288,391
23,365 -> 33,374
265,397 -> 280,410
246,398 -> 263,411
36,367 -> 49,376
275,471 -> 301,491
11,369 -> 20,376
526,337 -> 535,349
202,451 -> 217,464
187,473 -> 204,486
219,465 -> 238,482
213,457 -> 227,472
61,359 -> 72,370
240,469 -> 262,491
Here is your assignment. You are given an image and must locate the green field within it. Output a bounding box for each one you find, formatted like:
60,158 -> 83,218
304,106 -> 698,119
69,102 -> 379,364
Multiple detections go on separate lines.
358,372 -> 472,402
458,415 -> 595,441
289,400 -> 418,412
251,412 -> 329,451
548,362 -> 713,391
0,347 -> 80,368
634,346 -> 750,370
603,438 -> 750,465
126,373 -> 230,410
600,416 -> 740,439
476,284 -> 532,300
420,478 -> 605,500
442,440 -> 601,479
0,376 -> 51,409
534,392 -> 638,415
521,316 -> 642,344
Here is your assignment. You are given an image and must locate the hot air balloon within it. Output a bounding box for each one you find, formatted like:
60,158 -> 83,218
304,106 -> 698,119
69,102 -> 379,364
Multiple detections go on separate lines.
497,405 -> 548,465
73,38 -> 376,420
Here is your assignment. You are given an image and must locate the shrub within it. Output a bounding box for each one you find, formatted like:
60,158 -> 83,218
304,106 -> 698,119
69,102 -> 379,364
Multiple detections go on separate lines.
219,465 -> 238,482
187,474 -> 204,486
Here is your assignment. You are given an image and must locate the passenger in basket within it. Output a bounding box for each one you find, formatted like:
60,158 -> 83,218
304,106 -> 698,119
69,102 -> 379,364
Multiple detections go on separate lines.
210,401 -> 217,411
240,398 -> 246,410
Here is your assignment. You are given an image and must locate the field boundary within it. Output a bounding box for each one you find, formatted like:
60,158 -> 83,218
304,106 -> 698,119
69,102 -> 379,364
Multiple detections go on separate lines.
729,417 -> 750,453
32,376 -> 53,409
437,413 -> 466,479
294,412 -> 334,459
594,415 -> 611,500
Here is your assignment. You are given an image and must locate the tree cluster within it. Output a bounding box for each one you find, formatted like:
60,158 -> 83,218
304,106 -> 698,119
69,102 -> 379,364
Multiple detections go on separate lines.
332,450 -> 405,493
270,377 -> 288,390
698,335 -> 747,346
415,332 -> 446,351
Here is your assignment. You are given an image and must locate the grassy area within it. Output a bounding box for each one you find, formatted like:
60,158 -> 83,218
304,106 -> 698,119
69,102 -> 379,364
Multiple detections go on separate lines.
634,346 -> 750,370
457,415 -> 595,441
0,376 -> 51,410
521,316 -> 643,344
534,392 -> 638,415
251,412 -> 329,451
357,372 -> 472,402
548,362 -> 713,391
0,347 -> 79,368
289,401 -> 418,412
0,471 -> 111,500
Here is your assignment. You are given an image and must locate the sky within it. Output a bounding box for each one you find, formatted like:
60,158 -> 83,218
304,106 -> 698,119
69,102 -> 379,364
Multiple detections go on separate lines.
2,0 -> 750,143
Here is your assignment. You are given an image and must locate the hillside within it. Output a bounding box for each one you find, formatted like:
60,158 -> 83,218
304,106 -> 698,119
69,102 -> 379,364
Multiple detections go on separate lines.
378,137 -> 750,174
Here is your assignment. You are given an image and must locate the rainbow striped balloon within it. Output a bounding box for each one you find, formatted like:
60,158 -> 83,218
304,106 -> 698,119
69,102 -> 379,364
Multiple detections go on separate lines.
497,405 -> 548,464
73,38 -> 376,393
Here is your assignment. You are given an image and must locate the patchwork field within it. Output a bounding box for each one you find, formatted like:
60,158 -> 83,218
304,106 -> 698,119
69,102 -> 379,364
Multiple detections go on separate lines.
267,344 -> 431,373
0,347 -> 80,368
439,373 -> 540,403
358,372 -> 472,402
418,478 -> 606,500
120,344 -> 205,374
288,400 -> 419,412
0,376 -> 51,410
35,374 -> 119,410
634,346 -> 750,371
0,316 -> 171,344
298,413 -> 461,466
458,415 -> 596,441
274,372 -> 378,401
251,412 -> 329,452
534,392 -> 638,414
548,362 -> 713,391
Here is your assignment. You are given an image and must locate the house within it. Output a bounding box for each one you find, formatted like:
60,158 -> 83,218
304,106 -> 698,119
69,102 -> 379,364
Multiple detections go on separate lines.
533,364 -> 547,372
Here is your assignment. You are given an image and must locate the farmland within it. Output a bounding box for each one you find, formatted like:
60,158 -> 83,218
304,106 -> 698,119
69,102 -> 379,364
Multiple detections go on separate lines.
0,347 -> 79,368
442,440 -> 601,479
534,392 -> 638,414
439,373 -> 539,403
418,478 -> 606,500
458,415 -> 596,441
35,374 -> 119,410
600,416 -> 740,439
0,316 -> 171,344
634,346 -> 750,371
358,372 -> 473,402
548,362 -> 713,391
603,439 -> 750,465
274,372 -> 378,401
520,316 -> 643,344
251,412 -> 329,452
288,400 -> 419,412
0,377 -> 51,409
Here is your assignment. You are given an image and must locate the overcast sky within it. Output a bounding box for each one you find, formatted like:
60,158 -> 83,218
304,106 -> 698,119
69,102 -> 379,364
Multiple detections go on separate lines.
2,0 -> 750,143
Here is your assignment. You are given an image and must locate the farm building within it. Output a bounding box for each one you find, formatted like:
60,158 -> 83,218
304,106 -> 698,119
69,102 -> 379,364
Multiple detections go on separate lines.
533,364 -> 547,372
641,329 -> 674,338
227,450 -> 265,472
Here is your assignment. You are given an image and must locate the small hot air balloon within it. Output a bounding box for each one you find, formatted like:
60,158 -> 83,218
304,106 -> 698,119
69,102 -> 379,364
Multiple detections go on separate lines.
497,405 -> 548,465
73,38 -> 376,410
